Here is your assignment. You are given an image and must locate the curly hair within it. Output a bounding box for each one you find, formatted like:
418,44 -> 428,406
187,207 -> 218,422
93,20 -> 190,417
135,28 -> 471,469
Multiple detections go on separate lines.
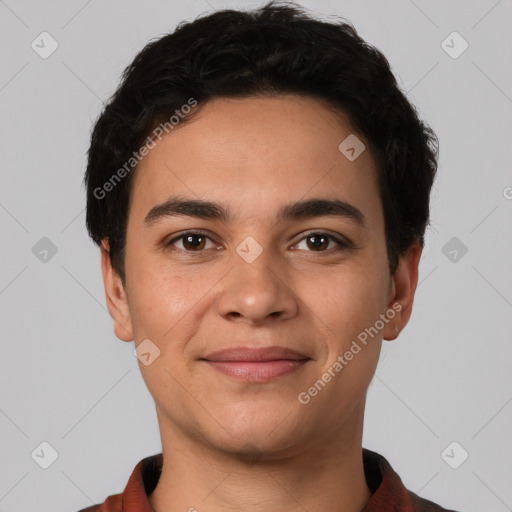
83,0 -> 438,284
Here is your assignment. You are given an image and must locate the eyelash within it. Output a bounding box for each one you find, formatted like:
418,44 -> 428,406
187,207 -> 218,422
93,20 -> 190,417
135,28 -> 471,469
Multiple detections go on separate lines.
164,230 -> 351,255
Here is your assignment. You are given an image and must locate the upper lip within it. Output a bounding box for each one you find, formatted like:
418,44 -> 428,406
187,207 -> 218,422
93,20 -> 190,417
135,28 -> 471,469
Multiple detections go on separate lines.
201,346 -> 310,362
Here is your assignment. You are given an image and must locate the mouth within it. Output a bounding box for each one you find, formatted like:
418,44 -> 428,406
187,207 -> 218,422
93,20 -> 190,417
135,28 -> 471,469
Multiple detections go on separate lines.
200,346 -> 311,382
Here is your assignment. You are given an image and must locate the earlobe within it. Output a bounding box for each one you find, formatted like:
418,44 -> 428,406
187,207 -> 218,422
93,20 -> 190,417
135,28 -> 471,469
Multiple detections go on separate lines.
383,240 -> 422,341
100,240 -> 134,342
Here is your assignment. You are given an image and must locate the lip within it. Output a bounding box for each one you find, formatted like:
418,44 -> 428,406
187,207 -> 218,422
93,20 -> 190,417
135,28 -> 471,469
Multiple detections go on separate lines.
200,346 -> 311,382
202,346 -> 310,362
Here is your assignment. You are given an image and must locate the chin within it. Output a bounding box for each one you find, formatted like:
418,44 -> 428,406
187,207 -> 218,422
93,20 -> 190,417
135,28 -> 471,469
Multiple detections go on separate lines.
206,406 -> 311,459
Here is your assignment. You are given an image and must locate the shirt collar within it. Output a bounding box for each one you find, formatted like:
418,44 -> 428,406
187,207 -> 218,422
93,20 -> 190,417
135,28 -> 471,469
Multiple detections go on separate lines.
99,448 -> 433,511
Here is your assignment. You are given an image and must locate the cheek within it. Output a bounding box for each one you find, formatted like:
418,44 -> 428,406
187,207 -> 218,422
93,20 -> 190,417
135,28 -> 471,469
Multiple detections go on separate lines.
125,257 -> 221,345
304,270 -> 385,408
308,264 -> 387,339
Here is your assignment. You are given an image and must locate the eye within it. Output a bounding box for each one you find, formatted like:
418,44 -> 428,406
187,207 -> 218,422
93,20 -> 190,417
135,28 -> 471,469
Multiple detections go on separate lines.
165,231 -> 217,252
293,232 -> 349,253
164,230 -> 351,254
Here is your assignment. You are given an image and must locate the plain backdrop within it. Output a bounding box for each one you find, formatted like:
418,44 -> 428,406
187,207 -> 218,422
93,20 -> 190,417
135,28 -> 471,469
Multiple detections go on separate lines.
0,1 -> 511,511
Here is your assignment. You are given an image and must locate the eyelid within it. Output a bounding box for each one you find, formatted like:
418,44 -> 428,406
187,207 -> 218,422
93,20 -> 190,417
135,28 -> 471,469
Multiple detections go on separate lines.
165,229 -> 353,253
295,229 -> 352,247
165,230 -> 220,251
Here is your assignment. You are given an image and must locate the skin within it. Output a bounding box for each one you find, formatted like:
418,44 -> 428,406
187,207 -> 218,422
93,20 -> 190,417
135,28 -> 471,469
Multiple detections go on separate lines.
101,94 -> 421,512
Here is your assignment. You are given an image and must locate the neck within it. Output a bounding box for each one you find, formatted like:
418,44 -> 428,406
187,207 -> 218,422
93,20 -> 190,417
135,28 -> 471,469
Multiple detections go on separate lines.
148,404 -> 373,512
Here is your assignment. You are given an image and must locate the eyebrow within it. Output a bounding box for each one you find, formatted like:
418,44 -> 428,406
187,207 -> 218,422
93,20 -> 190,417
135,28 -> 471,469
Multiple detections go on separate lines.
143,196 -> 368,228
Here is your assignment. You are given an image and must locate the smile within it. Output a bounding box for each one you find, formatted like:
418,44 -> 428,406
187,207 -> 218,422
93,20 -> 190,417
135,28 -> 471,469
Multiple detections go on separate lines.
203,359 -> 310,382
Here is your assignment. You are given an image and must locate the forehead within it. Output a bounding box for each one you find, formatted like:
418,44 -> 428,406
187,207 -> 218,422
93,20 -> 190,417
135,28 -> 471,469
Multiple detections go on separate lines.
128,95 -> 381,230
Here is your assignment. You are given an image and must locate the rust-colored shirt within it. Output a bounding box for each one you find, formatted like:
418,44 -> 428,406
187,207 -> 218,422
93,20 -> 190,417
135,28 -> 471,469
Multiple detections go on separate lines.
77,448 -> 460,511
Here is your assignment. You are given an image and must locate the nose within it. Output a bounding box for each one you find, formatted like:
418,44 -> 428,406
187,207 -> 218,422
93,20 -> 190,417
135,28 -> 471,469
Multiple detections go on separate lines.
216,244 -> 298,325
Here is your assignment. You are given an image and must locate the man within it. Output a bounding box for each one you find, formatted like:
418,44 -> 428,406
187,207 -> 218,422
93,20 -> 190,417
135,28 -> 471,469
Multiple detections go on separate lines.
80,1 -> 460,511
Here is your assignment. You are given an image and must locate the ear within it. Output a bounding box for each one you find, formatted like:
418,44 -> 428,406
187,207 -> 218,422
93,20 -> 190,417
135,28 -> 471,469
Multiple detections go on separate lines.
383,239 -> 422,341
100,239 -> 133,342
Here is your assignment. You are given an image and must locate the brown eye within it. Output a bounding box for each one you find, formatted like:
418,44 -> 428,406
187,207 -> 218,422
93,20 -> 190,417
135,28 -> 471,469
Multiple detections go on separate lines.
166,232 -> 215,252
182,234 -> 206,250
305,234 -> 329,251
294,232 -> 349,253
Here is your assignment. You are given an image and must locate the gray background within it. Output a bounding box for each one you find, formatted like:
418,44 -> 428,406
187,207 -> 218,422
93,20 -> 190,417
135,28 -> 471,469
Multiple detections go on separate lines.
0,0 -> 511,511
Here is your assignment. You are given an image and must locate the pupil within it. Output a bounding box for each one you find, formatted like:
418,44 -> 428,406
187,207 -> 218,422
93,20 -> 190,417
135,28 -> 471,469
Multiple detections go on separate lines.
185,235 -> 204,250
308,235 -> 327,250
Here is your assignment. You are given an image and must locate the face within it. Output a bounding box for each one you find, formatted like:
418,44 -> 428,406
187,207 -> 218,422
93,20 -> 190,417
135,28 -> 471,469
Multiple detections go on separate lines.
101,95 -> 420,458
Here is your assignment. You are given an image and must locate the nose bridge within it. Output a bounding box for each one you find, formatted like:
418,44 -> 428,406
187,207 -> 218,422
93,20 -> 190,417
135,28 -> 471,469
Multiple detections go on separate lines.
216,234 -> 297,322
233,235 -> 282,295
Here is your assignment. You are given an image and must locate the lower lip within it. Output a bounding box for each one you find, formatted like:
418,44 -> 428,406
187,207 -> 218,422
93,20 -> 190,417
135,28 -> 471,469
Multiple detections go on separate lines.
204,360 -> 309,382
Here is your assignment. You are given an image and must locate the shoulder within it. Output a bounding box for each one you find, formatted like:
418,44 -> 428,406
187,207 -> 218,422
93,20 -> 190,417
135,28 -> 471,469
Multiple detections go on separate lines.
73,454 -> 153,512
75,493 -> 122,512
362,448 -> 462,512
